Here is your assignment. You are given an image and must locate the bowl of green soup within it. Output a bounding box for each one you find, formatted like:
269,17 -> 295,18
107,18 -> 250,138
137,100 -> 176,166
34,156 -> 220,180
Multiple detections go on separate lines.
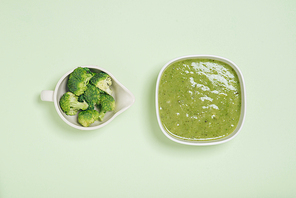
156,55 -> 246,146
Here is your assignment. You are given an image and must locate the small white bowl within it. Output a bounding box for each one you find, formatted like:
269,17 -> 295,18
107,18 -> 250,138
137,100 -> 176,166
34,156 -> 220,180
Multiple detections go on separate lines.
155,55 -> 246,145
41,66 -> 135,130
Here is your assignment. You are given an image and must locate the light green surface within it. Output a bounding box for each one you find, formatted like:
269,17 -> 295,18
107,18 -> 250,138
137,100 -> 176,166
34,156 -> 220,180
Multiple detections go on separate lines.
1,0 -> 296,197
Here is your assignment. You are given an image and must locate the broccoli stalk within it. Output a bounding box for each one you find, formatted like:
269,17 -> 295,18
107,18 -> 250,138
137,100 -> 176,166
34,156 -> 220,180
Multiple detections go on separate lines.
98,94 -> 115,121
67,67 -> 94,96
59,92 -> 89,115
90,72 -> 112,95
78,110 -> 99,127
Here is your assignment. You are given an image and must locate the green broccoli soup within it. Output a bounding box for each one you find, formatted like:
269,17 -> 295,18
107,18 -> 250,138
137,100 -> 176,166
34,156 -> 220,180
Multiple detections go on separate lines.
158,59 -> 241,141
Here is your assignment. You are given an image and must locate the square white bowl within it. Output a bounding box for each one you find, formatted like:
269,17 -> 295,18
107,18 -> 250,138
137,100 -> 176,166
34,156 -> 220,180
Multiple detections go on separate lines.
155,55 -> 246,145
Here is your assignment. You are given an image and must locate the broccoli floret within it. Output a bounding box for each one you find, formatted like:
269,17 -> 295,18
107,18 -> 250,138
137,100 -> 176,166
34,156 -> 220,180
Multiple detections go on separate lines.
78,94 -> 95,110
77,84 -> 101,110
67,67 -> 94,96
59,92 -> 89,116
90,72 -> 113,95
84,84 -> 101,106
86,103 -> 95,110
82,67 -> 93,74
78,110 -> 99,127
78,94 -> 85,103
98,94 -> 115,121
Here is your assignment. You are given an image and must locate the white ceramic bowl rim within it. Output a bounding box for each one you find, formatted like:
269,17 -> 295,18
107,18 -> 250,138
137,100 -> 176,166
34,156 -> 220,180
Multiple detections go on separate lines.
155,55 -> 246,146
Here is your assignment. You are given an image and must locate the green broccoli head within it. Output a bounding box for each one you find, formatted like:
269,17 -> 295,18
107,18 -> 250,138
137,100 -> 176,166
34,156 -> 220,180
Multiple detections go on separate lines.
78,110 -> 99,127
82,67 -> 94,75
67,67 -> 94,96
77,84 -> 101,110
98,94 -> 115,121
59,92 -> 89,116
78,94 -> 85,103
78,94 -> 95,110
84,84 -> 101,105
90,72 -> 113,95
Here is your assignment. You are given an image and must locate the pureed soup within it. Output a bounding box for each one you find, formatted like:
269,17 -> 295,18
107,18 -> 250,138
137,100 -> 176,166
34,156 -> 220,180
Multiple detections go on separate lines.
158,58 -> 241,141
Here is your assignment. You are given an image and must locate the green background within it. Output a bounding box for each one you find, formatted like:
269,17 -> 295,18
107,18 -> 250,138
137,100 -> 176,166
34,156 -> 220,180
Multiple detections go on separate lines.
1,0 -> 295,197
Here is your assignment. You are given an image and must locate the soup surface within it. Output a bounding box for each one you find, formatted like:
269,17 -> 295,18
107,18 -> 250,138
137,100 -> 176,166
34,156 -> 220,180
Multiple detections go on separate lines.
158,59 -> 241,141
